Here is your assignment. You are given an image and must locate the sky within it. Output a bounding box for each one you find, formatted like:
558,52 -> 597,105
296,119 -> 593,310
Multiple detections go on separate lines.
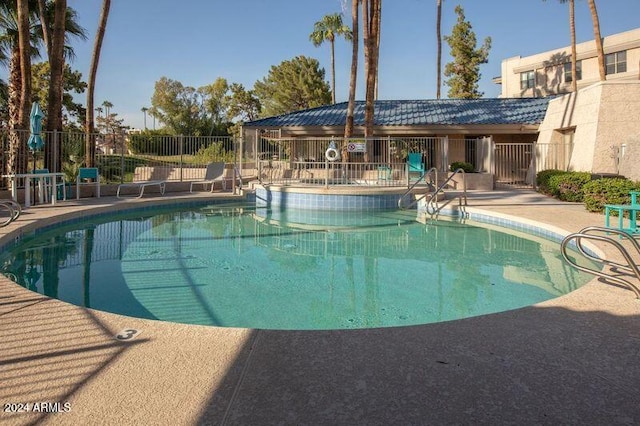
25,0 -> 640,129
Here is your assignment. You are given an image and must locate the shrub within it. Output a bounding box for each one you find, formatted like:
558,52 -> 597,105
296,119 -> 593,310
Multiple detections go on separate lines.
548,172 -> 591,202
450,161 -> 475,173
582,178 -> 640,212
536,169 -> 567,195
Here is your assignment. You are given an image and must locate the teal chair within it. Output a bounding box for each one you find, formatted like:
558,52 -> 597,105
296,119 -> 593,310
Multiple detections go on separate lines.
407,153 -> 425,181
34,169 -> 66,202
76,167 -> 100,199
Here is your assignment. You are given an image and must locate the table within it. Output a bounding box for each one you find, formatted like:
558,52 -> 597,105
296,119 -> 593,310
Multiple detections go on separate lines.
604,203 -> 640,234
2,172 -> 66,208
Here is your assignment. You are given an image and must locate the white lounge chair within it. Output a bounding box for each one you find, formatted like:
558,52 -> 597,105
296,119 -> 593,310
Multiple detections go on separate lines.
190,162 -> 226,193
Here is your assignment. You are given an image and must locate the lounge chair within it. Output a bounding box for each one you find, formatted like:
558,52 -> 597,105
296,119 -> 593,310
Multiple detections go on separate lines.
190,162 -> 226,193
117,180 -> 166,198
76,167 -> 100,199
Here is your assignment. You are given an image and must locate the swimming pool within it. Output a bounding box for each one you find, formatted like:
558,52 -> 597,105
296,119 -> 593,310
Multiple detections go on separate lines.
0,202 -> 596,330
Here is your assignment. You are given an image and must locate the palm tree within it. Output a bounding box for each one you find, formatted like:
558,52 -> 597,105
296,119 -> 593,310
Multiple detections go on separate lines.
17,0 -> 31,131
545,0 -> 577,92
344,0 -> 359,147
436,0 -> 443,99
587,0 -> 605,81
141,106 -> 148,129
309,13 -> 352,104
85,0 -> 111,167
363,0 -> 381,155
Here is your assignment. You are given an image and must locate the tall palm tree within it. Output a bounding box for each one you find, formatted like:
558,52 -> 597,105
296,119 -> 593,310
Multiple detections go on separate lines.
344,0 -> 359,146
0,1 -> 38,175
363,0 -> 381,155
85,0 -> 111,167
309,13 -> 352,104
17,0 -> 31,130
587,0 -> 605,81
45,0 -> 66,172
543,0 -> 576,92
436,0 -> 443,99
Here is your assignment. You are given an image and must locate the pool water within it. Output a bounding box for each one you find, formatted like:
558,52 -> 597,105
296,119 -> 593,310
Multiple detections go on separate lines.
0,203 -> 595,330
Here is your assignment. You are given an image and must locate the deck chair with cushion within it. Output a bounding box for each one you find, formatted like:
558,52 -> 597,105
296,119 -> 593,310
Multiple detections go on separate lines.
190,162 -> 226,193
76,167 -> 100,199
407,153 -> 425,181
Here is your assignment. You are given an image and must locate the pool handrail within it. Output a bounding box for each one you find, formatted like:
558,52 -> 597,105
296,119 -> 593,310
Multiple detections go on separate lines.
560,225 -> 640,298
398,167 -> 438,209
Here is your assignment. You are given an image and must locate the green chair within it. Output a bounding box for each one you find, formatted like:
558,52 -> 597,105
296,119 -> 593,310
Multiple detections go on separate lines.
76,167 -> 100,199
407,153 -> 425,181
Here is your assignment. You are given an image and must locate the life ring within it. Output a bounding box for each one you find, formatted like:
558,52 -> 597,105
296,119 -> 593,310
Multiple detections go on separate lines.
325,147 -> 340,162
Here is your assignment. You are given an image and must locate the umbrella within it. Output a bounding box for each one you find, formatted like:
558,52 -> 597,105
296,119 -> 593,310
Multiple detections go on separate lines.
27,101 -> 44,152
27,102 -> 45,203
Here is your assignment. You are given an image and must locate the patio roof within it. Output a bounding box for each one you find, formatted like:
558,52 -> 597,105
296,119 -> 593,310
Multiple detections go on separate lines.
244,98 -> 553,128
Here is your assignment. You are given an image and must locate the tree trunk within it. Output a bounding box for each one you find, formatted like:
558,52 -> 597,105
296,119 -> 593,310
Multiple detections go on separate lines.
436,0 -> 442,99
569,0 -> 577,91
7,49 -> 27,176
363,0 -> 381,162
343,0 -> 360,161
37,0 -> 52,57
330,38 -> 336,104
587,0 -> 606,81
46,0 -> 67,173
17,0 -> 31,130
86,0 -> 111,168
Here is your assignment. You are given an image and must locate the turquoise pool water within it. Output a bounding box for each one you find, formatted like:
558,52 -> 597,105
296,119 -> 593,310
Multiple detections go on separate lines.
0,203 -> 595,330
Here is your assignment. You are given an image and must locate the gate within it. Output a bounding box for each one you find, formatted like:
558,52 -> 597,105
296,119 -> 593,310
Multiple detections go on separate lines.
493,142 -> 535,188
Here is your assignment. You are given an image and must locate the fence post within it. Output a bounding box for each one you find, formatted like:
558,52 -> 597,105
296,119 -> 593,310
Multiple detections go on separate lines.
120,131 -> 125,184
179,135 -> 184,182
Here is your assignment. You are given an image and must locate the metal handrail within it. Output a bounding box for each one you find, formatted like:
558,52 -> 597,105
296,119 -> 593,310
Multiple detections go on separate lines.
425,168 -> 467,216
0,200 -> 21,227
397,167 -> 438,209
560,226 -> 640,298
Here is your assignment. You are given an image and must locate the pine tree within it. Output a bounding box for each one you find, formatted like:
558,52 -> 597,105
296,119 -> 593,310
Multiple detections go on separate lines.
443,6 -> 491,99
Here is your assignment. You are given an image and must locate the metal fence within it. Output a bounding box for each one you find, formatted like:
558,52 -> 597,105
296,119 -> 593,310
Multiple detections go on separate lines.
0,129 -> 240,189
0,129 -> 575,190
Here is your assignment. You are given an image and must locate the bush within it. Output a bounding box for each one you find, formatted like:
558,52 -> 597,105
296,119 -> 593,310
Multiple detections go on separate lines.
547,172 -> 591,202
536,169 -> 567,195
582,178 -> 640,212
450,161 -> 475,173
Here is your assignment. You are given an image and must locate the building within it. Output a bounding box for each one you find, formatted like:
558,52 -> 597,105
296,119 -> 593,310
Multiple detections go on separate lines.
495,27 -> 640,98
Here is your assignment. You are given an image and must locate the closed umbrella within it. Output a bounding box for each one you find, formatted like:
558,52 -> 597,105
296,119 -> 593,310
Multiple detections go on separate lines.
27,102 -> 45,201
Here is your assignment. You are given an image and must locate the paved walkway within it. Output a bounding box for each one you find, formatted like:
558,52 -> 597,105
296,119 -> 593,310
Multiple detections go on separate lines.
0,190 -> 639,425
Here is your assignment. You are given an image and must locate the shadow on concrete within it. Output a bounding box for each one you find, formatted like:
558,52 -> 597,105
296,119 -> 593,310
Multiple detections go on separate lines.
198,299 -> 640,424
0,284 -> 148,426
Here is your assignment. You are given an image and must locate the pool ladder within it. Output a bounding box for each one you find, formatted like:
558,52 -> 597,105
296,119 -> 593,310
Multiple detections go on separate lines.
398,168 -> 468,219
560,226 -> 640,298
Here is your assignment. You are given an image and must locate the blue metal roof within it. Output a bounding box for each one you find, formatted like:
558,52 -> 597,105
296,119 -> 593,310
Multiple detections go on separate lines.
244,98 -> 552,127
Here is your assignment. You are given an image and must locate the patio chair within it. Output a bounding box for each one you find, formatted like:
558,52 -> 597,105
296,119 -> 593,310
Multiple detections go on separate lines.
34,169 -> 66,202
407,153 -> 425,181
76,167 -> 100,199
190,162 -> 227,193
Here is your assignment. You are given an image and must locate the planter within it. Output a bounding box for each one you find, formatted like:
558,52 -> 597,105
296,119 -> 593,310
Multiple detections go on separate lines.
439,172 -> 494,190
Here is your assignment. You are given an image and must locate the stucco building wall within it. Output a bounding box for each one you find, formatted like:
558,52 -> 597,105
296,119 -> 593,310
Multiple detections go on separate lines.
537,81 -> 640,180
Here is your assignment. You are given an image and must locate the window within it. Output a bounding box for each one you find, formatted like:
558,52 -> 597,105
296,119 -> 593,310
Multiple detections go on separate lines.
564,60 -> 582,83
520,71 -> 535,90
605,51 -> 627,75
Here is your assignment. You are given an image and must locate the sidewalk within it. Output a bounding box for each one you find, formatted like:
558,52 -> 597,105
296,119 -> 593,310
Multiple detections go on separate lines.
0,190 -> 639,425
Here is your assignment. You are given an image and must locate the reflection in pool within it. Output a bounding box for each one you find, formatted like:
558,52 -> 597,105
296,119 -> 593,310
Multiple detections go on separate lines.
0,203 -> 595,330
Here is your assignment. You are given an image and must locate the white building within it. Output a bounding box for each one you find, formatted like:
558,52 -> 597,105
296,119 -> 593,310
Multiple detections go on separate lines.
495,28 -> 640,98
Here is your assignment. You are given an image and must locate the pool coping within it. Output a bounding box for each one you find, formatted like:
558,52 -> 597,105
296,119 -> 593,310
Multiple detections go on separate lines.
1,190 -> 639,425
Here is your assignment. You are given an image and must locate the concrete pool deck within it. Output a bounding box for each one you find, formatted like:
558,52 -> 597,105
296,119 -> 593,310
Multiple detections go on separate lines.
0,189 -> 639,425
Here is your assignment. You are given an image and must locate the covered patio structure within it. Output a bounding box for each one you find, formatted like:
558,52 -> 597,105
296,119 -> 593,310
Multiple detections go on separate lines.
241,98 -> 558,188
